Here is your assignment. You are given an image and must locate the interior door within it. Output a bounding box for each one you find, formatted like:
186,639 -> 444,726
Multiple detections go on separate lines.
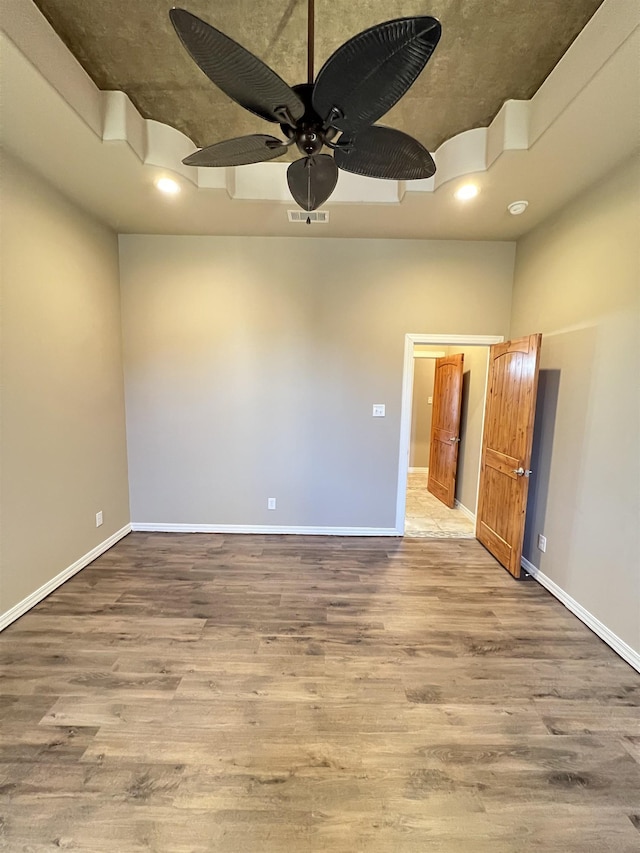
476,334 -> 542,578
427,353 -> 464,508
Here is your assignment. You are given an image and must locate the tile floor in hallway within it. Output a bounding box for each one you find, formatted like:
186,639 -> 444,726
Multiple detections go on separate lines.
405,471 -> 476,538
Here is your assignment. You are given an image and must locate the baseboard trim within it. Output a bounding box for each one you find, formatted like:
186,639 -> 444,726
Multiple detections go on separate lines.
0,524 -> 132,632
521,556 -> 640,673
131,523 -> 400,537
409,467 -> 429,474
454,500 -> 476,523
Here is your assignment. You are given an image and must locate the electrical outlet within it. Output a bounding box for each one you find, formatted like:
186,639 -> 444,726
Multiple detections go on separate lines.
96,511 -> 103,527
537,534 -> 546,552
267,498 -> 276,510
428,396 -> 433,405
372,404 -> 385,417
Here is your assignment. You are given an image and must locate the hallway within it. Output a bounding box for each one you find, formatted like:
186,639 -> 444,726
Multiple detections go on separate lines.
405,471 -> 475,538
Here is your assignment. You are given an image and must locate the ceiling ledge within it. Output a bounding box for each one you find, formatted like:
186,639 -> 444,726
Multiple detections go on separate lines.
2,0 -> 637,206
100,89 -> 529,201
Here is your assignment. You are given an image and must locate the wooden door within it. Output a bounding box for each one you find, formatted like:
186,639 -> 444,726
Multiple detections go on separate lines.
427,353 -> 464,508
476,334 -> 542,578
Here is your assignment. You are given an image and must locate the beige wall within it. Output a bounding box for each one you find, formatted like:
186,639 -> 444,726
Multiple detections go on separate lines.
410,355 -> 437,468
449,346 -> 489,515
0,152 -> 130,614
511,154 -> 640,654
119,235 -> 515,529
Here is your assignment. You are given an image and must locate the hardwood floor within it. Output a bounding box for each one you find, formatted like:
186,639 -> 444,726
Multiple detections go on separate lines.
1,533 -> 639,852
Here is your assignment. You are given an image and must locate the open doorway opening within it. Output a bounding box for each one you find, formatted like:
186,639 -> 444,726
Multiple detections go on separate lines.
396,334 -> 504,536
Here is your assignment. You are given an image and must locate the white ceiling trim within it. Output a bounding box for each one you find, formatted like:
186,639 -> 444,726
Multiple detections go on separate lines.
529,0 -> 639,147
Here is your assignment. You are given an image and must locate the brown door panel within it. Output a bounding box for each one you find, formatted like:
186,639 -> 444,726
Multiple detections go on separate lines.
427,354 -> 464,509
476,334 -> 541,577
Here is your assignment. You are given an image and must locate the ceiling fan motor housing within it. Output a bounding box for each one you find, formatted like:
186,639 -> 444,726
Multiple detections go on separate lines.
280,84 -> 338,157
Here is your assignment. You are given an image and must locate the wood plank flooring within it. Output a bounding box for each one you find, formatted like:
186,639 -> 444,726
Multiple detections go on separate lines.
1,533 -> 639,852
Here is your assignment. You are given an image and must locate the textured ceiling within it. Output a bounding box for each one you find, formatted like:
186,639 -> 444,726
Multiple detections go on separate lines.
32,0 -> 604,152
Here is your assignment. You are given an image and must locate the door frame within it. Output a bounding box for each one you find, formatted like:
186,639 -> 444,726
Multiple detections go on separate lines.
395,333 -> 504,534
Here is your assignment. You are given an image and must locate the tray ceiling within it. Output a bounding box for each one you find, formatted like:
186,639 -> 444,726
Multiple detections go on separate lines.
31,0 -> 605,152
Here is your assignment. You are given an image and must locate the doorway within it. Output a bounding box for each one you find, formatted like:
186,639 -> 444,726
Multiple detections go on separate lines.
396,334 -> 503,536
406,348 -> 475,537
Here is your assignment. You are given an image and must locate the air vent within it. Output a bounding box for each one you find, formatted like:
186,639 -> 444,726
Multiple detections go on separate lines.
287,210 -> 329,224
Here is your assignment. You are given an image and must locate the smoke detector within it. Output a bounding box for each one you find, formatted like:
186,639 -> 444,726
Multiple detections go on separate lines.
507,200 -> 529,215
287,210 -> 329,224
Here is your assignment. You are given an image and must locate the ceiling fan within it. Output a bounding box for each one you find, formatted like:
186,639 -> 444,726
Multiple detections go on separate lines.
169,2 -> 441,214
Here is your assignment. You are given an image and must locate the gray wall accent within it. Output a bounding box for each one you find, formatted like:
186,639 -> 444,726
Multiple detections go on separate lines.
410,357 -> 436,468
119,236 -> 515,529
449,346 -> 489,515
0,152 -> 130,614
511,154 -> 640,655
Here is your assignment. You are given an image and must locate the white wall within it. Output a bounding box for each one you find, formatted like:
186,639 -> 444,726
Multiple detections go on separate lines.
511,154 -> 640,657
119,235 -> 515,530
0,152 -> 130,616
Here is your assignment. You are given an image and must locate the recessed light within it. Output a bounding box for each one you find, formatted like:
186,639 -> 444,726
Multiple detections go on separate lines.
455,183 -> 479,201
155,177 -> 181,195
507,200 -> 529,215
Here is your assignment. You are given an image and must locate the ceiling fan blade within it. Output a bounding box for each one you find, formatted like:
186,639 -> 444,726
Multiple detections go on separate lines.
170,8 -> 304,125
183,134 -> 288,167
312,17 -> 441,136
334,126 -> 436,180
287,154 -> 339,211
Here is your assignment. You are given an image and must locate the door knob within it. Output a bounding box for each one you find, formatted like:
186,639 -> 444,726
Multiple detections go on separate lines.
512,467 -> 532,477
449,436 -> 460,443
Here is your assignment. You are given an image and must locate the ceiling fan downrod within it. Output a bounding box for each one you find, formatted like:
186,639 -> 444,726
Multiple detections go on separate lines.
307,0 -> 314,85
278,0 -> 337,163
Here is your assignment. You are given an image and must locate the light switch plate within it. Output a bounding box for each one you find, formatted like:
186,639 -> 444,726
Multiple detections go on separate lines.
372,404 -> 385,417
428,396 -> 433,404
